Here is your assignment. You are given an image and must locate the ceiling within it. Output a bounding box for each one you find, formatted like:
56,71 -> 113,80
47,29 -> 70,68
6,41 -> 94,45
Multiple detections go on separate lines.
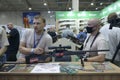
0,0 -> 117,11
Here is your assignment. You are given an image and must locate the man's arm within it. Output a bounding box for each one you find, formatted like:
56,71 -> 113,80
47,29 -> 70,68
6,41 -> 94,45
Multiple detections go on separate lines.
19,42 -> 32,55
88,38 -> 108,62
19,42 -> 44,55
86,54 -> 105,62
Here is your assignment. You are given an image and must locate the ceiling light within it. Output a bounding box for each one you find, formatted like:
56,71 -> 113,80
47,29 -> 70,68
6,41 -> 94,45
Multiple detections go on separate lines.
96,8 -> 98,10
44,3 -> 47,6
91,3 -> 94,5
48,11 -> 51,13
28,7 -> 32,10
100,3 -> 103,5
69,7 -> 72,10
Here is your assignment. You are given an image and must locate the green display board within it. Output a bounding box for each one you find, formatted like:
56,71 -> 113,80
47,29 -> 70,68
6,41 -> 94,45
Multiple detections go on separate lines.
56,0 -> 120,19
56,11 -> 100,19
100,0 -> 120,18
55,0 -> 120,33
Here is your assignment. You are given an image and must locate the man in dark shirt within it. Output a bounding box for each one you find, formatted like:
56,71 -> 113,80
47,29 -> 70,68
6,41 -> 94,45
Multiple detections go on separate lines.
5,23 -> 20,61
47,27 -> 57,43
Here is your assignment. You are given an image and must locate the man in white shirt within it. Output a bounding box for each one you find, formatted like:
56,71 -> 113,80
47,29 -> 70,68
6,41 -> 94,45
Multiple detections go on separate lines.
83,18 -> 109,62
18,15 -> 53,63
100,12 -> 120,61
0,27 -> 9,58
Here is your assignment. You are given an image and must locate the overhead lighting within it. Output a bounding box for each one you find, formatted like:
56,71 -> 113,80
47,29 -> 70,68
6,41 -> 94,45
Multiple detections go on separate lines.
69,7 -> 72,10
100,3 -> 103,5
28,7 -> 32,10
96,8 -> 98,10
48,11 -> 51,13
91,3 -> 94,5
44,3 -> 47,6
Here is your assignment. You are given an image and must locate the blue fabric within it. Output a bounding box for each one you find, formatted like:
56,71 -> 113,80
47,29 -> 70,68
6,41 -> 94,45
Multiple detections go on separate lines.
77,32 -> 87,42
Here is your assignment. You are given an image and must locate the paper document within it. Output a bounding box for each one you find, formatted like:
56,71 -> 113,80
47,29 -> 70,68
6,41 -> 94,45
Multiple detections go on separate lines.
31,63 -> 60,73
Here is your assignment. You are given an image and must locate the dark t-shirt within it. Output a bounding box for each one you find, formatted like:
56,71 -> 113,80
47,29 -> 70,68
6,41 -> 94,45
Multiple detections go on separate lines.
48,31 -> 57,43
5,28 -> 20,61
7,28 -> 20,51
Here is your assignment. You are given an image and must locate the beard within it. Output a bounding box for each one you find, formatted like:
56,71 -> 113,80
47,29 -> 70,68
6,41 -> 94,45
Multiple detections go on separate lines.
34,28 -> 44,35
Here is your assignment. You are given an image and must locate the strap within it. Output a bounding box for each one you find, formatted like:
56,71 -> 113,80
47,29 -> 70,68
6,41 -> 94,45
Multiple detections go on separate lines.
33,31 -> 44,48
85,32 -> 100,48
111,41 -> 120,63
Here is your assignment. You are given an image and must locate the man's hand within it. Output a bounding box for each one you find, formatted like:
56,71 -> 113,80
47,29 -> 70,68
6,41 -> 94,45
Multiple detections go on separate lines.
34,48 -> 44,54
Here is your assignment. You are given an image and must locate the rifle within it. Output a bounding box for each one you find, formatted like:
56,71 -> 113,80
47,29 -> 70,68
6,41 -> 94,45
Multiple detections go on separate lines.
48,45 -> 109,67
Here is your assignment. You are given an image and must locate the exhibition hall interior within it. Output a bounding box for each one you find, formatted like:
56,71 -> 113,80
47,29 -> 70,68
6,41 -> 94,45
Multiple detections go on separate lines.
0,0 -> 120,80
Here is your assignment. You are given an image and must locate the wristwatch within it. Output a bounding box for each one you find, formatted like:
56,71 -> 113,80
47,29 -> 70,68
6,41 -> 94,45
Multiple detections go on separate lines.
31,48 -> 34,54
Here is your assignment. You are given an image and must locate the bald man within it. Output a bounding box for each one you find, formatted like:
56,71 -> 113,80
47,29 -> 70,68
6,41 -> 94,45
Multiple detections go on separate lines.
83,19 -> 109,62
5,23 -> 20,61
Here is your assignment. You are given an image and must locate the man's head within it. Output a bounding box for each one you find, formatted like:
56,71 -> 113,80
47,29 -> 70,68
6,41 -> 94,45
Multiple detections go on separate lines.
86,18 -> 101,34
107,12 -> 120,29
7,23 -> 14,30
108,12 -> 117,23
33,15 -> 46,34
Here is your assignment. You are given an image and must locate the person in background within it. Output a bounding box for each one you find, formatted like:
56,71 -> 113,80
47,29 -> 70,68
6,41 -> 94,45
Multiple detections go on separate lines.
18,15 -> 53,62
77,28 -> 87,43
83,18 -> 109,62
73,28 -> 77,38
100,12 -> 120,62
61,24 -> 74,38
47,27 -> 57,43
5,23 -> 20,61
0,27 -> 9,58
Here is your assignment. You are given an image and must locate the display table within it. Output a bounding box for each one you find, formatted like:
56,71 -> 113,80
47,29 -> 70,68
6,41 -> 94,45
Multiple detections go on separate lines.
0,62 -> 120,80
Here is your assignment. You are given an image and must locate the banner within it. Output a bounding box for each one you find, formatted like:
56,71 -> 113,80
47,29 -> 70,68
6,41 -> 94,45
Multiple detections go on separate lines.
23,12 -> 40,28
